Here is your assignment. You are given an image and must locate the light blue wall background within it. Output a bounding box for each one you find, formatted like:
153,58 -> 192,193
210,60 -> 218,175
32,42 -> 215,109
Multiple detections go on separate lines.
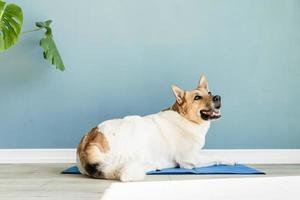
1,0 -> 299,149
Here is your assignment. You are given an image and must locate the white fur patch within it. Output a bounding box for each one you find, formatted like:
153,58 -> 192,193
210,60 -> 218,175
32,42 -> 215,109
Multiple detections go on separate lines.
91,110 -> 212,180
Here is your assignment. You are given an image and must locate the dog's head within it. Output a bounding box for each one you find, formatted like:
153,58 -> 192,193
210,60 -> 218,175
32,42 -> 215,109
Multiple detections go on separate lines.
171,75 -> 221,124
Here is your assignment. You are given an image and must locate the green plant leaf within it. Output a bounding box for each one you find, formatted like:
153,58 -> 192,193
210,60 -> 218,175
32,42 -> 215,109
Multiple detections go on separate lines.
36,20 -> 65,71
0,1 -> 23,52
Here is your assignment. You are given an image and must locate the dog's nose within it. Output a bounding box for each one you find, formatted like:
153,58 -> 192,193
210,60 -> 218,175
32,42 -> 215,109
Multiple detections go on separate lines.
213,95 -> 221,109
213,95 -> 221,102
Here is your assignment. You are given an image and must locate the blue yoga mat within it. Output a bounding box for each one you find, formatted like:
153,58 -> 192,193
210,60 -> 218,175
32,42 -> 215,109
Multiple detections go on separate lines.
62,164 -> 264,175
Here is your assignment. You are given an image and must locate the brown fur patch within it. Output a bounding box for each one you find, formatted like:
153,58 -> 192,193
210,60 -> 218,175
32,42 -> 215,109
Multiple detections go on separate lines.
88,128 -> 109,153
77,127 -> 110,169
83,127 -> 110,153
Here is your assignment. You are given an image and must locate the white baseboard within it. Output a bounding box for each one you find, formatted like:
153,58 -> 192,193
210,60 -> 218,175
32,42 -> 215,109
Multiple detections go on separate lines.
0,149 -> 299,164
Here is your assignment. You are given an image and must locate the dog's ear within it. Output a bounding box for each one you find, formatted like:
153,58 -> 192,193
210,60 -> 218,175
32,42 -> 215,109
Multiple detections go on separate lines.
172,85 -> 184,104
198,74 -> 209,90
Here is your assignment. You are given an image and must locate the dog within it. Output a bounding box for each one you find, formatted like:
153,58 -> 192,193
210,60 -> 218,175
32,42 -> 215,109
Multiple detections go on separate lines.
77,75 -> 229,181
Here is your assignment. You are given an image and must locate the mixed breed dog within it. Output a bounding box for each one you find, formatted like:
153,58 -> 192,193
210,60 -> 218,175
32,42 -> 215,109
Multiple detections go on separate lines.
77,75 -> 234,181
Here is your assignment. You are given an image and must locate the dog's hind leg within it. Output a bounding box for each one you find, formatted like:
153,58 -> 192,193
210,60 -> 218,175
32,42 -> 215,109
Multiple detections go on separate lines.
119,162 -> 145,182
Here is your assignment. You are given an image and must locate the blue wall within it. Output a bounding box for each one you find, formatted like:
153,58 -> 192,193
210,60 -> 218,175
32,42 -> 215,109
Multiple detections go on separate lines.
1,0 -> 299,149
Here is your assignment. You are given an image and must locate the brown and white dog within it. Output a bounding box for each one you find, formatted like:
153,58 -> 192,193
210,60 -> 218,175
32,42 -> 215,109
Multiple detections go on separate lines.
77,75 -> 231,181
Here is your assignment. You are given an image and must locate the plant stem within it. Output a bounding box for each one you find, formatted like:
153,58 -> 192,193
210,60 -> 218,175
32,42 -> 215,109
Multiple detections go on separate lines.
21,28 -> 42,34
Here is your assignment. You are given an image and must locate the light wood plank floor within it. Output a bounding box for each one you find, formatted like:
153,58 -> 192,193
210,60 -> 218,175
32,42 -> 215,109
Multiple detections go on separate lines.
0,164 -> 299,200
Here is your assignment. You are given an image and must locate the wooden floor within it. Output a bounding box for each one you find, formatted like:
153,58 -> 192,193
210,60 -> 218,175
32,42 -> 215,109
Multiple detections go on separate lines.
0,164 -> 299,200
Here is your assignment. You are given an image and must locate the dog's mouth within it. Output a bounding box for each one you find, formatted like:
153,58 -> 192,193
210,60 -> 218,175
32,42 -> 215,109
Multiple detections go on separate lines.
200,109 -> 221,120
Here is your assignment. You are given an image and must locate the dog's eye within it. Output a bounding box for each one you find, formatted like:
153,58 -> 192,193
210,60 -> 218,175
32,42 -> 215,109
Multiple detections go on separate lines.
194,95 -> 202,100
208,92 -> 212,96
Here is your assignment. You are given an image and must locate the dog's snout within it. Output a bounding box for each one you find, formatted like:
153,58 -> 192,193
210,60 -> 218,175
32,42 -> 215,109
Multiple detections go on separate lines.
213,95 -> 221,102
213,95 -> 221,109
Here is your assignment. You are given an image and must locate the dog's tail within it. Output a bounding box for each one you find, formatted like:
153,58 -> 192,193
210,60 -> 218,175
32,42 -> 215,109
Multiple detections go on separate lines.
76,127 -> 110,179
